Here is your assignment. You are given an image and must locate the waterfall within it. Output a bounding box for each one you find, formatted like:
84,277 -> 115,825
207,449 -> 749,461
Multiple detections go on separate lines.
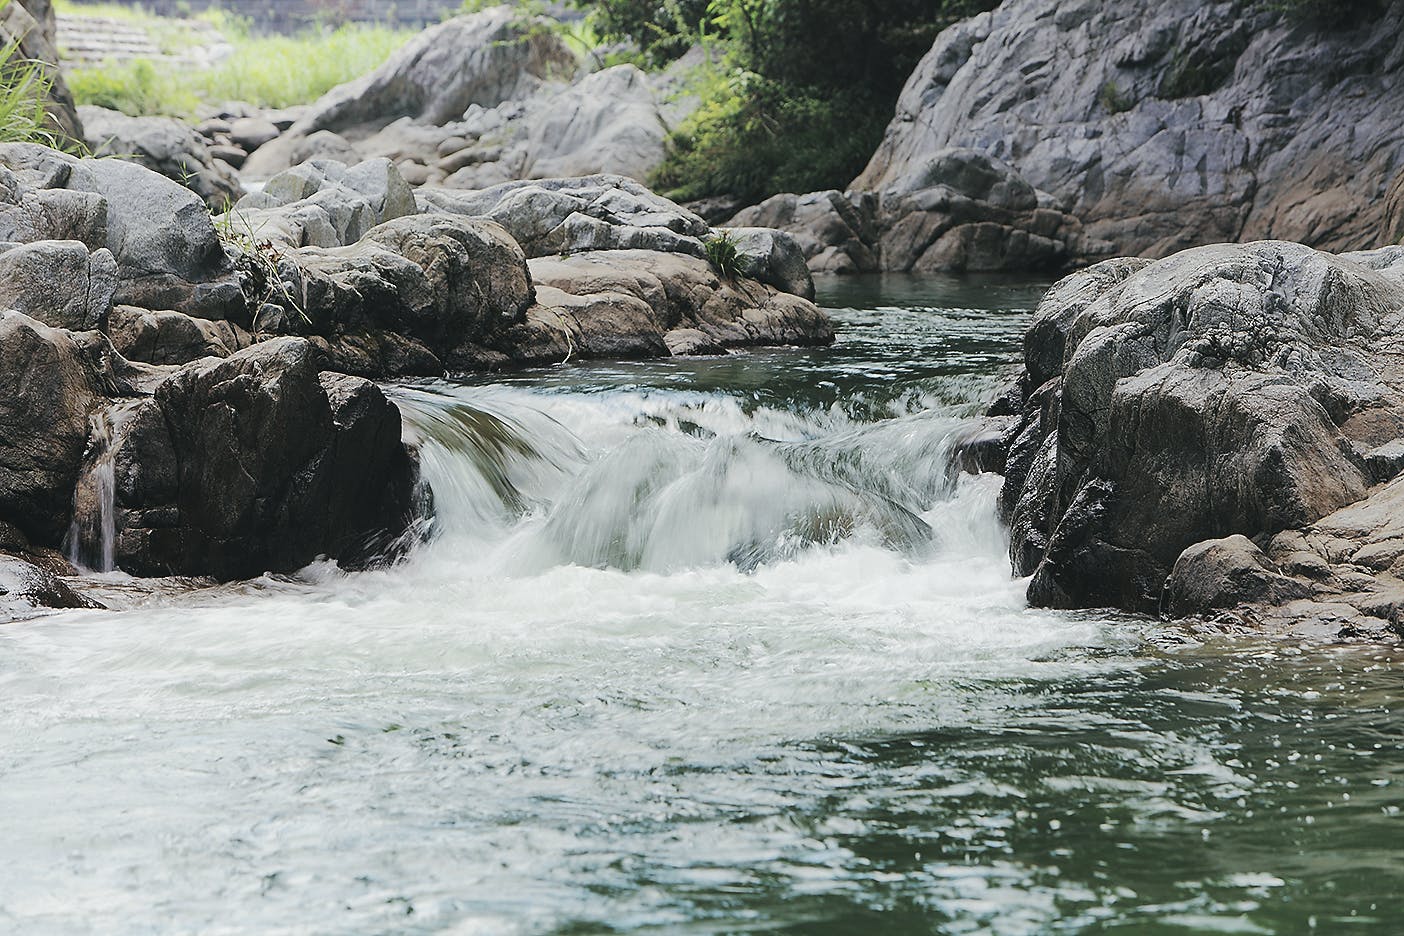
64,402 -> 138,574
390,383 -> 1005,575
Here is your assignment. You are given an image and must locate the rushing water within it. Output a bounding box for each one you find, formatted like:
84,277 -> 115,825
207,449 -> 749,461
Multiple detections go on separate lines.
2,274 -> 1402,935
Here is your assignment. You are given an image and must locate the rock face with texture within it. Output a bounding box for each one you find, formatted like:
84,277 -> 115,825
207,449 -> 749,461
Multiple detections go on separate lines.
0,310 -> 129,546
0,240 -> 116,331
0,144 -> 250,321
222,157 -> 417,249
999,241 -> 1404,615
80,105 -> 243,210
110,338 -> 418,579
510,250 -> 833,363
856,0 -> 1404,258
106,306 -> 252,365
243,8 -> 577,178
728,151 -> 1095,275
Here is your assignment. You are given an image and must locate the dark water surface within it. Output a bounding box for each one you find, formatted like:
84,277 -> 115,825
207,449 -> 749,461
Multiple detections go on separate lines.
1,273 -> 1400,935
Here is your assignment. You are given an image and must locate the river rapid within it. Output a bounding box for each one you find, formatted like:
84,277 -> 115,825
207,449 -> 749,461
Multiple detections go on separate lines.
2,275 -> 1401,935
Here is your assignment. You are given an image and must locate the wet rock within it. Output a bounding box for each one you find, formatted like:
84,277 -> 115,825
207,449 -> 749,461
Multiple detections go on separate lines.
1165,535 -> 1310,617
0,240 -> 116,331
111,338 -> 418,580
1005,241 -> 1404,614
0,310 -> 130,545
0,554 -> 102,619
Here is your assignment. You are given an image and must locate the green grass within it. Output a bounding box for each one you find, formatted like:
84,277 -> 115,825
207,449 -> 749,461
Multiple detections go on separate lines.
0,0 -> 68,147
61,3 -> 414,117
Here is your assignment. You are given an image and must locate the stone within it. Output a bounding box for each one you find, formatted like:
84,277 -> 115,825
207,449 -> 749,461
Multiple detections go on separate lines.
0,310 -> 132,546
509,250 -> 834,365
228,116 -> 281,153
110,338 -> 419,580
417,174 -> 709,258
1002,241 -> 1404,614
0,240 -> 116,331
1165,534 -> 1311,616
0,554 -> 102,619
79,105 -> 243,210
726,190 -> 880,275
106,306 -> 252,365
719,227 -> 816,301
854,0 -> 1404,257
240,129 -> 361,180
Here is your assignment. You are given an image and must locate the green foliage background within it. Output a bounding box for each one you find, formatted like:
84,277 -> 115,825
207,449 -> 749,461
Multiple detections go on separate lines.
579,0 -> 999,204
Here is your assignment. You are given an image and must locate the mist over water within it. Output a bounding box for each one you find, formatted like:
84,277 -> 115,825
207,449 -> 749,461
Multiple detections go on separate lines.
2,275 -> 1402,935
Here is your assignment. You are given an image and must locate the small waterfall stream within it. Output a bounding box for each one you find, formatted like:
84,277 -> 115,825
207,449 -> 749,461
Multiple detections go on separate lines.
63,402 -> 138,574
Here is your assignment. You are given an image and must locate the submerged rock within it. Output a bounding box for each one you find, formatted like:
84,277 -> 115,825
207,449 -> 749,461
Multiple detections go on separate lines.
1001,241 -> 1404,615
0,554 -> 102,619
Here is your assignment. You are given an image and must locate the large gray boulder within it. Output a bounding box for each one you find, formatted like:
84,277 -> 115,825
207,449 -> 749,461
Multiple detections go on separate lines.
110,338 -> 418,579
417,174 -> 709,257
0,144 -> 248,321
856,0 -> 1404,257
511,250 -> 834,364
279,213 -> 536,376
243,8 -> 577,178
1165,534 -> 1310,617
1000,241 -> 1404,613
0,240 -> 116,331
79,105 -> 243,210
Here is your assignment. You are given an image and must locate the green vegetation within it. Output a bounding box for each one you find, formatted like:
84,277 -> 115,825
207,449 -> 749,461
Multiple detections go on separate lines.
0,0 -> 66,147
703,230 -> 740,278
577,0 -> 999,204
61,4 -> 413,117
1098,79 -> 1134,114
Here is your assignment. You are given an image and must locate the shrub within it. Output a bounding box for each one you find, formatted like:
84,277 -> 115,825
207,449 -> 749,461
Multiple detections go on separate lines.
704,231 -> 740,278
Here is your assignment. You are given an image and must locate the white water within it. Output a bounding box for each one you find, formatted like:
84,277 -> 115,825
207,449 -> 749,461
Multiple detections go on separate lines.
0,375 -> 1142,934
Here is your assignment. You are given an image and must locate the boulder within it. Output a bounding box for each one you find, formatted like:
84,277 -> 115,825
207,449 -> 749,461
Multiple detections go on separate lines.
510,250 -> 833,364
244,9 -> 577,178
0,554 -> 102,620
1001,241 -> 1404,614
0,310 -> 130,546
240,130 -> 361,179
726,191 -> 880,275
0,144 -> 249,321
0,240 -> 116,331
417,174 -> 709,257
1165,535 -> 1310,617
281,213 -> 535,376
854,0 -> 1404,257
110,338 -> 418,579
719,227 -> 816,301
228,116 -> 280,153
3,0 -> 83,145
106,306 -> 252,365
225,157 -> 417,248
79,105 -> 243,210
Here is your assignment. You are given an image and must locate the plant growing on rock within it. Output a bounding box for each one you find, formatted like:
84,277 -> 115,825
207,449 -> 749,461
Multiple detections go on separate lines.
704,231 -> 740,278
0,2 -> 64,148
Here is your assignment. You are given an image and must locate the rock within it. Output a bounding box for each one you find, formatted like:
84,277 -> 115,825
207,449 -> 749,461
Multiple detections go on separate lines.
110,338 -> 418,580
247,9 -> 577,178
719,227 -> 816,301
855,0 -> 1404,257
106,306 -> 252,365
227,157 -> 417,249
1003,241 -> 1404,614
727,190 -> 880,275
417,174 -> 709,258
1386,169 -> 1404,246
0,554 -> 102,619
228,116 -> 280,152
282,213 -> 535,376
510,250 -> 833,364
79,105 -> 243,210
240,129 -> 361,180
208,144 -> 248,169
0,310 -> 131,546
0,240 -> 116,331
0,144 -> 249,321
1165,535 -> 1310,617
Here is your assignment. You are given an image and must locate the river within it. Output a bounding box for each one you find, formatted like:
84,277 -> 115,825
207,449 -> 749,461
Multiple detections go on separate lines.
1,275 -> 1401,934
